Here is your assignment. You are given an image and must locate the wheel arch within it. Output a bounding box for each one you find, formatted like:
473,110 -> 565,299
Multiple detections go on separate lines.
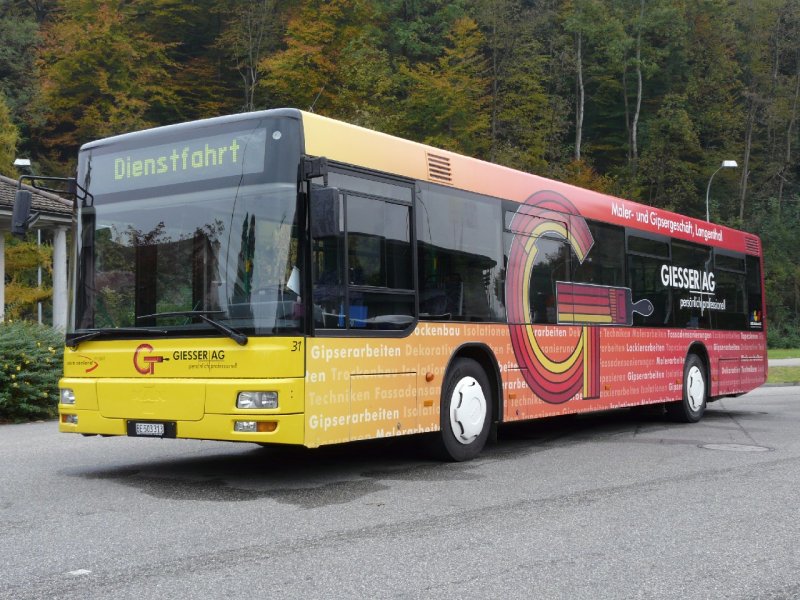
444,343 -> 503,425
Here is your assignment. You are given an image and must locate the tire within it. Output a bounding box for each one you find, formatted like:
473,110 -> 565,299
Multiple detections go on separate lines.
434,358 -> 493,461
666,354 -> 707,423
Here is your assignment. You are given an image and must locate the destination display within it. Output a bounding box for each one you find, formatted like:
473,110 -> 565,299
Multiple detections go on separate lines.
86,127 -> 268,195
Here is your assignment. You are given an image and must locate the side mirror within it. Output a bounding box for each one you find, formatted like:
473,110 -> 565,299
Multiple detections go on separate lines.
11,190 -> 39,237
310,187 -> 340,239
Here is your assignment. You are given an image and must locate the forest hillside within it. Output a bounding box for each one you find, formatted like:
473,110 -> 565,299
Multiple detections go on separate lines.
1,0 -> 798,344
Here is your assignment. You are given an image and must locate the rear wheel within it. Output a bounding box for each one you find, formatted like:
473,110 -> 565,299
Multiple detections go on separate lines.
434,358 -> 492,461
666,354 -> 707,423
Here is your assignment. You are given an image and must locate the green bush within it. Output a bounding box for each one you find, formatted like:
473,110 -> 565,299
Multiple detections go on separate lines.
767,316 -> 800,349
0,320 -> 64,422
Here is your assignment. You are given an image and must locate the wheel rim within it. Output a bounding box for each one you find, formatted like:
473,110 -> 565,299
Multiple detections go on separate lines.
449,376 -> 487,445
686,365 -> 705,412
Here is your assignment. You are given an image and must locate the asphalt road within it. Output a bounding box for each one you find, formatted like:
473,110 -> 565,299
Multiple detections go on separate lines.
1,386 -> 799,600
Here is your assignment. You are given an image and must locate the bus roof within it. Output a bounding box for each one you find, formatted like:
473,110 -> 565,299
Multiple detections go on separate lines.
77,108 -> 760,256
78,108 -> 303,153
300,111 -> 761,257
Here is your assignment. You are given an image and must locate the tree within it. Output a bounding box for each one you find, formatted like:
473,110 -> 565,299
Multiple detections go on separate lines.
472,0 -> 546,167
2,235 -> 52,322
638,94 -> 703,215
399,17 -> 491,157
384,0 -> 468,62
216,0 -> 283,112
136,0 -> 238,121
733,0 -> 786,221
260,0 -> 371,112
0,92 -> 19,174
562,0 -> 615,162
259,0 -> 401,129
683,0 -> 743,223
591,0 -> 686,184
36,0 -> 176,168
0,3 -> 39,125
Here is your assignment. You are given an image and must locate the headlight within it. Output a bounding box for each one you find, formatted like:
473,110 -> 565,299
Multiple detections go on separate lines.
237,391 -> 278,409
60,388 -> 76,405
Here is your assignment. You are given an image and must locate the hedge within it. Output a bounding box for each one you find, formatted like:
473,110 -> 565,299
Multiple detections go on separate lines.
0,320 -> 64,422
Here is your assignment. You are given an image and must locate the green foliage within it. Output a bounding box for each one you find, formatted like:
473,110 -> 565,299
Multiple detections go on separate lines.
3,234 -> 53,321
751,199 -> 800,348
214,0 -> 285,112
0,92 -> 18,173
36,0 -> 177,167
767,366 -> 800,384
399,17 -> 491,157
260,0 -> 381,114
2,0 -> 798,334
0,4 -> 39,130
384,0 -> 467,62
0,321 -> 64,423
639,94 -> 703,214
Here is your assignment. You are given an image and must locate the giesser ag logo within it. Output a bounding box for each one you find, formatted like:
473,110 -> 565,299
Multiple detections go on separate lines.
133,343 -> 165,375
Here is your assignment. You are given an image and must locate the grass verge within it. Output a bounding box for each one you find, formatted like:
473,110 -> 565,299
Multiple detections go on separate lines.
768,348 -> 800,359
767,366 -> 800,385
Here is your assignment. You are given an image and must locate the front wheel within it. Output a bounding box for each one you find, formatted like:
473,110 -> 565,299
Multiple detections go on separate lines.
666,354 -> 707,423
434,358 -> 493,461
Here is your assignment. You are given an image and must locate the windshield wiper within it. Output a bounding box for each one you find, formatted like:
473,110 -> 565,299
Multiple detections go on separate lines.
137,311 -> 248,346
67,327 -> 168,349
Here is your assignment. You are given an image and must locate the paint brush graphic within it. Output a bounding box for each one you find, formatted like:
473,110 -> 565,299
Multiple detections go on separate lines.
555,282 -> 654,326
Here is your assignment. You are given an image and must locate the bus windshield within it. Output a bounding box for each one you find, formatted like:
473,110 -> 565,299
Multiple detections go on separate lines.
70,113 -> 304,338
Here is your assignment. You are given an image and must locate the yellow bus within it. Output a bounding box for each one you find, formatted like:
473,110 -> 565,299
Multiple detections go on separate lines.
54,109 -> 766,461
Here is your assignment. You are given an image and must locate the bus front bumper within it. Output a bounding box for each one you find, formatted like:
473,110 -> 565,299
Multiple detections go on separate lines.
58,376 -> 306,445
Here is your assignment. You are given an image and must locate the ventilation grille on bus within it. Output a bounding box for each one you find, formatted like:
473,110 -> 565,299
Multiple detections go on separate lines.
744,235 -> 761,255
427,153 -> 453,185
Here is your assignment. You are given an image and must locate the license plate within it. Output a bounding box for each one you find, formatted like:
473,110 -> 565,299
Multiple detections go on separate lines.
127,421 -> 176,438
136,422 -> 164,436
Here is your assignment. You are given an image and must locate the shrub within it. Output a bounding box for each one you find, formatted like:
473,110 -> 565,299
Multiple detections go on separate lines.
0,320 -> 64,422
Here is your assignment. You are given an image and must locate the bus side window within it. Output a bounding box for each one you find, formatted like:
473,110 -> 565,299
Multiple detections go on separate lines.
713,250 -> 748,330
311,191 -> 346,329
626,233 -> 672,327
313,171 -> 415,332
346,194 -> 414,329
746,255 -> 763,329
417,183 -> 505,322
671,241 -> 712,329
572,221 -> 624,287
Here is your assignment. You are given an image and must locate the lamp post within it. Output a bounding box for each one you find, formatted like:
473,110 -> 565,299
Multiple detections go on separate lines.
705,160 -> 738,222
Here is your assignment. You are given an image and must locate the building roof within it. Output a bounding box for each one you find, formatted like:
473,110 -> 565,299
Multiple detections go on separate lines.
0,173 -> 72,220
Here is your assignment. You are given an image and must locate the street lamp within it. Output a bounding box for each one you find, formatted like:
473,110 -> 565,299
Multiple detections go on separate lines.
705,160 -> 738,222
13,158 -> 32,173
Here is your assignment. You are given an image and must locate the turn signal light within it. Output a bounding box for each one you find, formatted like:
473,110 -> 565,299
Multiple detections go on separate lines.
234,420 -> 277,433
